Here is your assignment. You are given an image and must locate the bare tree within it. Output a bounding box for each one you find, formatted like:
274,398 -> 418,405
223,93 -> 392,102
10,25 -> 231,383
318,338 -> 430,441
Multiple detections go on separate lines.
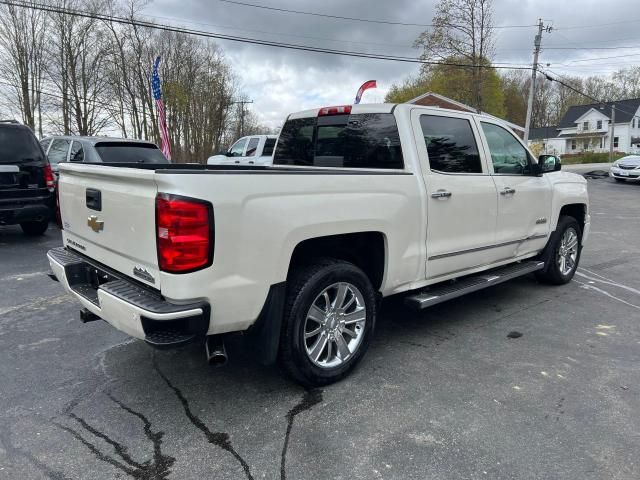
414,0 -> 495,111
0,1 -> 47,135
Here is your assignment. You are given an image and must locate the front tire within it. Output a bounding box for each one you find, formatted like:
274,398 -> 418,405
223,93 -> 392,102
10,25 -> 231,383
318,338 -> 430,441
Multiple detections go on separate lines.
20,219 -> 49,236
614,177 -> 626,182
279,259 -> 377,387
536,216 -> 582,285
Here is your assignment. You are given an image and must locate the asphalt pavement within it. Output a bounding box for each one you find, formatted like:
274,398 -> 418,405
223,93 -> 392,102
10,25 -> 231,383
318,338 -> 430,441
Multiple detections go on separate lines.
1,175 -> 639,480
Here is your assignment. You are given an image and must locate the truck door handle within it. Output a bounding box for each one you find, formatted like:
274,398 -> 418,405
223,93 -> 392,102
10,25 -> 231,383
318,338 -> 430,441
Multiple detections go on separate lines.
234,160 -> 240,164
431,189 -> 452,199
500,187 -> 516,195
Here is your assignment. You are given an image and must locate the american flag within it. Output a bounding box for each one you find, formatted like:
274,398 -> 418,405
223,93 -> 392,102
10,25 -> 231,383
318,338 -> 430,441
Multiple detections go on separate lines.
151,56 -> 171,160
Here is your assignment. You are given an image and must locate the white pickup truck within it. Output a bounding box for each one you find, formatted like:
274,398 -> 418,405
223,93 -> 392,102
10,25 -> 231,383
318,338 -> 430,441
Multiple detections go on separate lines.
207,134 -> 277,166
48,103 -> 589,386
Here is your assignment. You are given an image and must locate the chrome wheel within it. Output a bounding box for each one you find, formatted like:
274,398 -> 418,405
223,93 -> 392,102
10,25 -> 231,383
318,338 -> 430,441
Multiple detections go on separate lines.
303,282 -> 367,369
557,227 -> 579,276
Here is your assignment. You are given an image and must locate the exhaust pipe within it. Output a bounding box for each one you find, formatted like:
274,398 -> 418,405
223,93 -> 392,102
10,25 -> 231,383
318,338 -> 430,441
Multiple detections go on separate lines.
205,335 -> 227,367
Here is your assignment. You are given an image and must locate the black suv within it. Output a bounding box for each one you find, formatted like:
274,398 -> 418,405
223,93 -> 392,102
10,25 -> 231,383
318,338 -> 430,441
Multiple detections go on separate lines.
0,121 -> 54,235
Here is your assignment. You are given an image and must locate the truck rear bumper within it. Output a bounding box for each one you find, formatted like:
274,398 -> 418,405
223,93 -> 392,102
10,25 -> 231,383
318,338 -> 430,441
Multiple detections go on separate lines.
47,247 -> 210,348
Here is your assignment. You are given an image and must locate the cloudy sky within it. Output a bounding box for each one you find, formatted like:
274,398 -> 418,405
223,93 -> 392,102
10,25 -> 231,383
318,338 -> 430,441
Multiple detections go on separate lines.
146,0 -> 640,129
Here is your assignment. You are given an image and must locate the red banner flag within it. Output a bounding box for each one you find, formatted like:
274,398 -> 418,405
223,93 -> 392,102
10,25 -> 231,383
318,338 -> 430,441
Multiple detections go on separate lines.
354,80 -> 377,104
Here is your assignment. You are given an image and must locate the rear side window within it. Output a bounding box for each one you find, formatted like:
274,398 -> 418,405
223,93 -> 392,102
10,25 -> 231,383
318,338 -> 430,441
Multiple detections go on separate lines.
48,139 -> 71,165
262,137 -> 276,156
274,113 -> 404,169
419,115 -> 482,174
40,138 -> 52,154
70,141 -> 84,162
94,143 -> 169,164
0,126 -> 45,164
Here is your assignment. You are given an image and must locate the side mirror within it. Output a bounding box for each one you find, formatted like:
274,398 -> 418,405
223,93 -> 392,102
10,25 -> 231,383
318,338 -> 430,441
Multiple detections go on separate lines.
539,154 -> 561,173
225,151 -> 233,157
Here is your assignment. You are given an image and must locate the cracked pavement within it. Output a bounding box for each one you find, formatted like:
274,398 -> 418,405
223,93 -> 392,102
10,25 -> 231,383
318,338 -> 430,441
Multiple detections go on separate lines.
1,176 -> 639,479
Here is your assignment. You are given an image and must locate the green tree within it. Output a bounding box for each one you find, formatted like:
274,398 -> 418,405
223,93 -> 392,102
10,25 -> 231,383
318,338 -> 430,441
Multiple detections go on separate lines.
385,57 -> 505,117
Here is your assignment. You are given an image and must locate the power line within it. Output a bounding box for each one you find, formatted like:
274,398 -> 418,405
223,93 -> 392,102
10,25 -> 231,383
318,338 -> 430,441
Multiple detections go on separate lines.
0,0 -> 534,71
543,45 -> 640,51
541,69 -> 640,121
556,18 -> 640,31
219,0 -> 537,29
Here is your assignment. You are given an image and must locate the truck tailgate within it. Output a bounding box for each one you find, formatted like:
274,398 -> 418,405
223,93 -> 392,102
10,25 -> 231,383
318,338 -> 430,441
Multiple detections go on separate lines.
58,164 -> 160,288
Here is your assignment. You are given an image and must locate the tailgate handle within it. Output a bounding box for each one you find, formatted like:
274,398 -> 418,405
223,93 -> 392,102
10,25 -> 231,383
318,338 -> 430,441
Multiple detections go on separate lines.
86,188 -> 102,211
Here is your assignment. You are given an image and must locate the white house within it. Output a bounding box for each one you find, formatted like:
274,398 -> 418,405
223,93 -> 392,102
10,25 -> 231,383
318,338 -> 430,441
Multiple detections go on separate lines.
528,98 -> 640,155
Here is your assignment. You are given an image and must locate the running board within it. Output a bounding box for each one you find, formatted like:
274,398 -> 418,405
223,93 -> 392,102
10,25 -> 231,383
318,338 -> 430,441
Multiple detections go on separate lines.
405,261 -> 545,310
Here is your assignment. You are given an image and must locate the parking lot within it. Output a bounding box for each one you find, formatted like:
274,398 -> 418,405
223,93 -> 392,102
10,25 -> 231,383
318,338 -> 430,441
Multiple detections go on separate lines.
0,176 -> 639,480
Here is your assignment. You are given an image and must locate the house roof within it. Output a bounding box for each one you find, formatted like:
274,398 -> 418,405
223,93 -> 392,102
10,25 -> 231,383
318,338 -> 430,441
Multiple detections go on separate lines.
528,126 -> 559,140
406,91 -> 525,132
557,132 -> 606,139
558,98 -> 640,128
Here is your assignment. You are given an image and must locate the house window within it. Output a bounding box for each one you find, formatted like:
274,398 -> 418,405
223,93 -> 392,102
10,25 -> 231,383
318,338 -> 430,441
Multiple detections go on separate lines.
633,118 -> 637,128
571,140 -> 576,150
597,120 -> 602,129
583,140 -> 589,150
614,137 -> 619,148
583,121 -> 589,131
600,137 -> 604,149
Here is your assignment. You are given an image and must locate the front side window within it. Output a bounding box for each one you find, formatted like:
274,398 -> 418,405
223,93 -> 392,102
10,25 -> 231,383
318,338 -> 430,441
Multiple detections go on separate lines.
274,113 -> 404,169
228,138 -> 247,157
419,115 -> 482,173
245,137 -> 260,157
47,139 -> 71,165
481,122 -> 532,175
69,141 -> 84,162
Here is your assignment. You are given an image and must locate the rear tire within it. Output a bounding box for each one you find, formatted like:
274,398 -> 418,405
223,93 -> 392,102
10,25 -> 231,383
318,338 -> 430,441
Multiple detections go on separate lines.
279,258 -> 377,387
536,216 -> 582,285
20,219 -> 49,236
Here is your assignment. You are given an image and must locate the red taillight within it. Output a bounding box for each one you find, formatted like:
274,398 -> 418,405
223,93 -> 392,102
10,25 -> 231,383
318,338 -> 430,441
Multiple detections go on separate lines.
44,164 -> 55,192
318,105 -> 352,116
156,194 -> 213,273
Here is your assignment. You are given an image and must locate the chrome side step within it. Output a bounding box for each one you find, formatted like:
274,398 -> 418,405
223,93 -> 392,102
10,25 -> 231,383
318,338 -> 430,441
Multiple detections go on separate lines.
405,261 -> 545,310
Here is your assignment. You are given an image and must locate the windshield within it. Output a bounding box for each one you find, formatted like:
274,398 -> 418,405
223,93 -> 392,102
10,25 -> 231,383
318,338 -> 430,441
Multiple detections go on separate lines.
94,142 -> 169,163
0,127 -> 45,164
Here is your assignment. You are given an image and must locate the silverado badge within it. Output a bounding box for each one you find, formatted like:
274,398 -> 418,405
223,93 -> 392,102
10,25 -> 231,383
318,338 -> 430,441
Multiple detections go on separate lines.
133,266 -> 155,284
87,215 -> 104,233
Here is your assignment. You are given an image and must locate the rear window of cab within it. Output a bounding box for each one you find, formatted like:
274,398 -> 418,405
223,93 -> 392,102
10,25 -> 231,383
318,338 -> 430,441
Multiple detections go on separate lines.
274,113 -> 404,169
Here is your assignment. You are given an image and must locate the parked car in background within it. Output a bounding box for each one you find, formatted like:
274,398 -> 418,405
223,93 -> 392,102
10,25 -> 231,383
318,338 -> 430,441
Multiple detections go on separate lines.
609,155 -> 640,182
40,136 -> 169,175
207,134 -> 277,166
0,120 -> 54,235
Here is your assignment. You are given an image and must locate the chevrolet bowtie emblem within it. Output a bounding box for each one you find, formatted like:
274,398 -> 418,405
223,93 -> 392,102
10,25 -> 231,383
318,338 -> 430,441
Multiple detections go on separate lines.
87,215 -> 104,233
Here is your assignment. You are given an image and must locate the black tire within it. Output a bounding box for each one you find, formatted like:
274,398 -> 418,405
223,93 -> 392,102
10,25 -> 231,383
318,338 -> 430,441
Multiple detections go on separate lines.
20,219 -> 49,236
614,177 -> 626,182
279,258 -> 377,387
536,216 -> 582,285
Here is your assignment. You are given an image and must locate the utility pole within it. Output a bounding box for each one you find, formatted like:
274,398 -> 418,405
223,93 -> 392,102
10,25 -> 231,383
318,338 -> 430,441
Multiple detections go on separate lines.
231,99 -> 253,137
609,104 -> 616,163
524,19 -> 552,143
